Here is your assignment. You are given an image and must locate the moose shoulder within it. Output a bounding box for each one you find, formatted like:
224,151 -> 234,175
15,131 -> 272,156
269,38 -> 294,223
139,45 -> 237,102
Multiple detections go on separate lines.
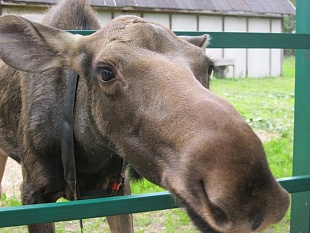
0,1 -> 289,232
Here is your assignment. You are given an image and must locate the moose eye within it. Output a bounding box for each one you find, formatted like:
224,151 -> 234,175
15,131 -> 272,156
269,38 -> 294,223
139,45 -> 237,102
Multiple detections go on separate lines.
208,65 -> 214,76
98,66 -> 116,82
208,64 -> 219,77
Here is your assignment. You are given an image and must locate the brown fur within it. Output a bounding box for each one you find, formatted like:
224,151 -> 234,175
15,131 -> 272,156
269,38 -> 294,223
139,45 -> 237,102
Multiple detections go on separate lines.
0,0 -> 289,233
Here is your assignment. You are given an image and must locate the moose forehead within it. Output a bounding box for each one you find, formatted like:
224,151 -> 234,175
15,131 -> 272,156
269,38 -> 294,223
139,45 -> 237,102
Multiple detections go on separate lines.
89,16 -> 212,73
97,16 -> 184,51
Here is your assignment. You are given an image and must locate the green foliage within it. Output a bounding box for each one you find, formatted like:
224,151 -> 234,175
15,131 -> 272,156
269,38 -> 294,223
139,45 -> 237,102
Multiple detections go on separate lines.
283,0 -> 296,34
290,0 -> 296,6
283,1 -> 296,55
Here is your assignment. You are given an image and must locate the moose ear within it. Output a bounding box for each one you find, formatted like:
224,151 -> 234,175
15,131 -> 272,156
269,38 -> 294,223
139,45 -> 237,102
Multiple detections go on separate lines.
0,15 -> 81,72
179,34 -> 210,51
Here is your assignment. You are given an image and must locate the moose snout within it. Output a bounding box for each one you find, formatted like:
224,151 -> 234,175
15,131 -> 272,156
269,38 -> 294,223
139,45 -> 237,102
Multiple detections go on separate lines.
177,126 -> 290,233
202,193 -> 265,232
200,171 -> 290,233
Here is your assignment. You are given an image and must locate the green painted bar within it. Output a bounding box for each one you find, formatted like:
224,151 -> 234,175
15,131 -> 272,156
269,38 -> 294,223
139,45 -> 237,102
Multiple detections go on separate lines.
175,32 -> 310,49
67,30 -> 95,36
278,175 -> 310,193
0,192 -> 178,227
0,176 -> 309,228
68,30 -> 310,49
291,0 -> 310,232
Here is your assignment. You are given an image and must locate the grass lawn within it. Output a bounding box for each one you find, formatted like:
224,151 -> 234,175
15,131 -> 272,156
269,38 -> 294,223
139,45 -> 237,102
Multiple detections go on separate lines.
0,56 -> 296,232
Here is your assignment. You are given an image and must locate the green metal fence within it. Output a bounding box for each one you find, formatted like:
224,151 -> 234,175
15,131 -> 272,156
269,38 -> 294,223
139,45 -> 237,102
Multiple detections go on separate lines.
291,0 -> 310,232
1,1 -> 310,231
0,176 -> 310,228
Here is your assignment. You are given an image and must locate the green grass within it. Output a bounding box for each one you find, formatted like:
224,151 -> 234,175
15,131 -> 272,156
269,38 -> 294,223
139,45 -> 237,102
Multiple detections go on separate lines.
282,56 -> 295,78
0,56 -> 296,232
210,76 -> 294,178
0,193 -> 20,207
130,179 -> 198,232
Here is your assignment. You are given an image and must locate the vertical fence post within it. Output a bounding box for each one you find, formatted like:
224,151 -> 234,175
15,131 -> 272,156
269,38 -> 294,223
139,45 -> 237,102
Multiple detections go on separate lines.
291,0 -> 310,232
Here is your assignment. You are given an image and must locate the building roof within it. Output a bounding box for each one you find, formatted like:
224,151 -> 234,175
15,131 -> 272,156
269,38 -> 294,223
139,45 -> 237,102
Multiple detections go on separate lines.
1,0 -> 296,16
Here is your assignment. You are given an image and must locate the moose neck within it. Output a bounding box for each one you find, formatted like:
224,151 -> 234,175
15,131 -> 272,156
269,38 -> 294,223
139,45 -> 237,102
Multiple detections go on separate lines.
70,73 -> 118,172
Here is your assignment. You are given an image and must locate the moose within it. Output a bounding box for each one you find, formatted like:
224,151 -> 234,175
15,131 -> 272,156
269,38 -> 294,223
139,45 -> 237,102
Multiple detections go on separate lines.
0,0 -> 289,232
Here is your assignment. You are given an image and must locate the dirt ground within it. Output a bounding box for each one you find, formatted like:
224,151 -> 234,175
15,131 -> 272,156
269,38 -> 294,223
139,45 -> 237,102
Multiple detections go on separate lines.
1,129 -> 280,199
2,157 -> 22,198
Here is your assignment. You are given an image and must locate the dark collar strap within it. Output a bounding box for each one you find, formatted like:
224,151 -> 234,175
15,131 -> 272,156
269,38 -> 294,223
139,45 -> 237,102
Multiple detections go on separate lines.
61,70 -> 126,200
61,70 -> 79,200
61,70 -> 127,231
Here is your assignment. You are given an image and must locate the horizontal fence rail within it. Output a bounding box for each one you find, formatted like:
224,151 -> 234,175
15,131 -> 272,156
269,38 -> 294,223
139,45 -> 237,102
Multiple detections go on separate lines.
0,192 -> 178,227
68,30 -> 310,49
1,175 -> 310,228
176,32 -> 310,49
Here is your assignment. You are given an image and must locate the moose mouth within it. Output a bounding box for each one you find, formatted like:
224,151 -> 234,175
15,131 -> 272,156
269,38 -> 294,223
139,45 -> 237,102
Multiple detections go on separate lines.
185,206 -> 220,233
167,181 -> 222,233
183,199 -> 265,233
168,179 -> 267,233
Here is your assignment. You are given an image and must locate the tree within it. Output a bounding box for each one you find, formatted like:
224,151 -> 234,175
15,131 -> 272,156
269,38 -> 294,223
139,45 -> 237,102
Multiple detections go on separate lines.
283,0 -> 296,55
283,0 -> 295,33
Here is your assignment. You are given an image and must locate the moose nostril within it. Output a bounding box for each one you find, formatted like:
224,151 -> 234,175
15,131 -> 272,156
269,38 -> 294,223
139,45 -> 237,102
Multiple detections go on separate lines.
209,202 -> 229,226
252,213 -> 265,231
200,181 -> 230,227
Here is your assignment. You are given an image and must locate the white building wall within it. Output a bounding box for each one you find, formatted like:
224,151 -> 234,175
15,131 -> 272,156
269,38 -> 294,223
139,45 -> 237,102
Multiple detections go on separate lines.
2,6 -> 45,15
95,11 -> 112,27
224,17 -> 247,77
114,11 -> 142,18
247,18 -> 271,77
271,19 -> 283,76
171,14 -> 197,31
199,15 -> 223,64
2,6 -> 45,22
143,13 -> 170,28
